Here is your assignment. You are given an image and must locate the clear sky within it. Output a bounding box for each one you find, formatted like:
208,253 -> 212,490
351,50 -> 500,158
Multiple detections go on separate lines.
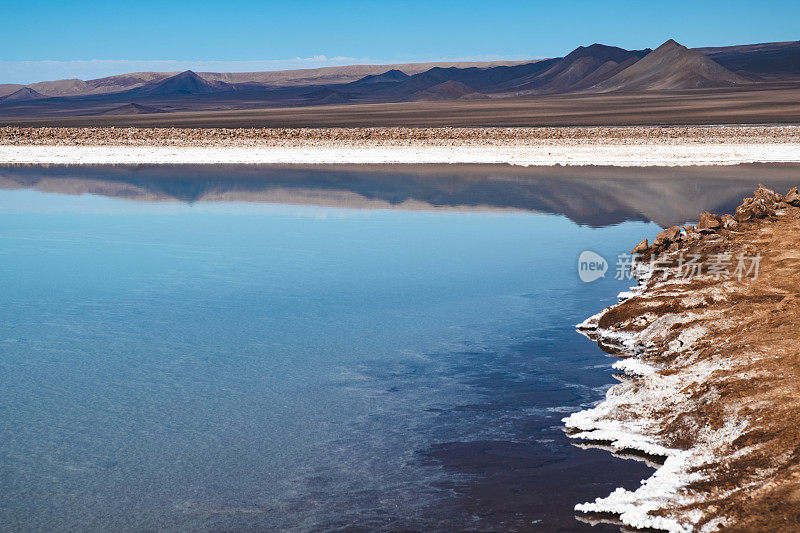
1,0 -> 797,83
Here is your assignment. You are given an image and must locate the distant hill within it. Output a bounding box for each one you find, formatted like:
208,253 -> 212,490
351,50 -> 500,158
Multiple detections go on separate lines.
0,87 -> 47,102
588,39 -> 748,92
410,80 -> 488,101
349,69 -> 411,86
695,41 -> 800,79
134,70 -> 235,95
19,79 -> 91,98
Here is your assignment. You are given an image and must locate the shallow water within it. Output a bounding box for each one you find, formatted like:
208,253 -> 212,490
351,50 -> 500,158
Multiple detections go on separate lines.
1,164 -> 795,531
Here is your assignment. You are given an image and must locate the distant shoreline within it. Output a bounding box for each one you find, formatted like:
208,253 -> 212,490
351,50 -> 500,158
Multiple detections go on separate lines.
2,126 -> 799,166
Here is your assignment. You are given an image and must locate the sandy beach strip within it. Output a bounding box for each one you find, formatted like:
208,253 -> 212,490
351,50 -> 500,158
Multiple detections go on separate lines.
1,126 -> 799,166
565,186 -> 800,532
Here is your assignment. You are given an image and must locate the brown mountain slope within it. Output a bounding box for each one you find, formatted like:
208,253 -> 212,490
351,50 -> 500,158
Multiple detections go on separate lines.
588,39 -> 749,92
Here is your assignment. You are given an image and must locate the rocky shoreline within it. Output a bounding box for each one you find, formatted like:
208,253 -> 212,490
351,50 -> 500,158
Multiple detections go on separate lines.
2,126 -> 800,147
564,186 -> 800,532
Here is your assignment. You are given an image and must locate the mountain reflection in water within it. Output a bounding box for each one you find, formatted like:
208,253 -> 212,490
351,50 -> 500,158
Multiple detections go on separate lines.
2,162 -> 798,227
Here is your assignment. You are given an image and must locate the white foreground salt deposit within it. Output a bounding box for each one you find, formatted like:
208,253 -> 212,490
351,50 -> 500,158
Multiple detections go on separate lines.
1,143 -> 800,166
564,267 -> 744,532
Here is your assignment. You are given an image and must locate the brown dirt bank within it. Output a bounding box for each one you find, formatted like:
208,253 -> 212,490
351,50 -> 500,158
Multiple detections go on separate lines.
578,185 -> 800,530
2,125 -> 799,148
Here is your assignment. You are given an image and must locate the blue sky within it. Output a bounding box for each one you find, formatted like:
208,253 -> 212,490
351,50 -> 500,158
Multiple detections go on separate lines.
1,0 -> 797,83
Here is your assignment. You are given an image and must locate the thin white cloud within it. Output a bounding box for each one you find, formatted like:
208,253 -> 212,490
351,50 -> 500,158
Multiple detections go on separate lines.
0,55 -> 530,85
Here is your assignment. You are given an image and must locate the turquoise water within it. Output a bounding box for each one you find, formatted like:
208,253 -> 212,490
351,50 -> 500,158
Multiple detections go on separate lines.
2,165 -> 752,532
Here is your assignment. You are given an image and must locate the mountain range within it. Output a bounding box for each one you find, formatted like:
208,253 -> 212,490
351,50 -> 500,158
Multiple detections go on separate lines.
0,38 -> 797,120
0,60 -> 529,99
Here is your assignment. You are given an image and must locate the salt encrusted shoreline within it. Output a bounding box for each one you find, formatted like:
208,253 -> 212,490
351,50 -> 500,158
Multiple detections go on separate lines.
565,268 -> 717,533
1,126 -> 799,166
563,186 -> 800,532
1,144 -> 799,166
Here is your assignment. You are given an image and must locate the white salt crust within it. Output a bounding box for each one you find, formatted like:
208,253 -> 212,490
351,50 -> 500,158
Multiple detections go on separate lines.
564,265 -> 744,532
1,143 -> 800,166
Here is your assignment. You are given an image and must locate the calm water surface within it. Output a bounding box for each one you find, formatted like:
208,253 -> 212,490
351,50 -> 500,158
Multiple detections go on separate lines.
2,164 -> 795,532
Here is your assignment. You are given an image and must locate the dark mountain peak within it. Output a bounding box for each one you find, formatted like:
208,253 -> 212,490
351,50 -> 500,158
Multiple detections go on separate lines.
381,69 -> 408,78
138,70 -> 231,95
167,70 -> 208,83
0,86 -> 46,102
578,43 -> 617,53
421,66 -> 459,77
647,39 -> 705,62
413,67 -> 459,83
351,69 -> 411,86
563,43 -> 651,64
